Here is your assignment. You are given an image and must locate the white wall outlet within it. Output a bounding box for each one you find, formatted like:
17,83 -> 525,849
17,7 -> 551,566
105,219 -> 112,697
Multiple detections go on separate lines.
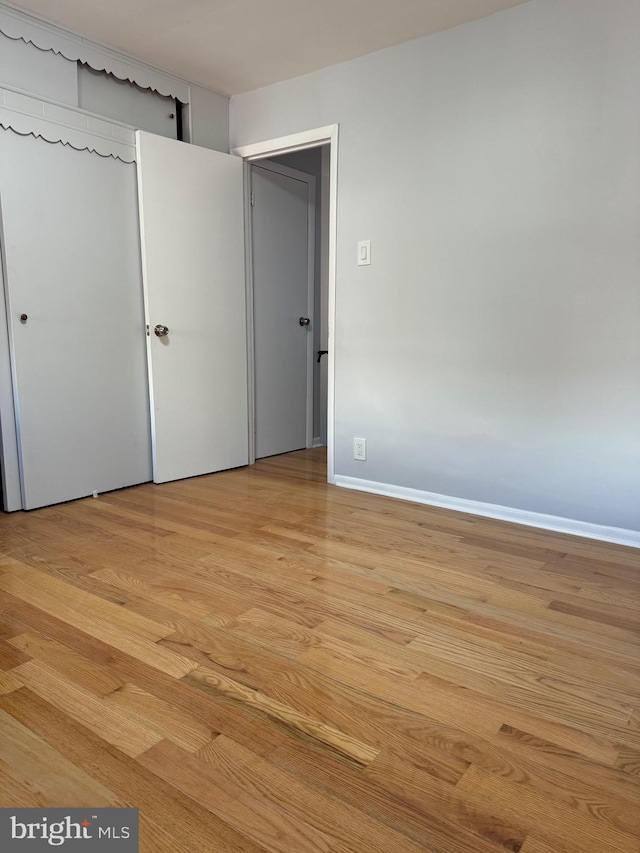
354,437 -> 367,461
357,240 -> 371,266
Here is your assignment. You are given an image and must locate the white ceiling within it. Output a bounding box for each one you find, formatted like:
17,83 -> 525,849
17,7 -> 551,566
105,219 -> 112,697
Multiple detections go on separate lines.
9,0 -> 532,95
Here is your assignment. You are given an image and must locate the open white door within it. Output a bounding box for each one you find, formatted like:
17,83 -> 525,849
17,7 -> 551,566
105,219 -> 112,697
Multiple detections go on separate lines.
136,132 -> 248,483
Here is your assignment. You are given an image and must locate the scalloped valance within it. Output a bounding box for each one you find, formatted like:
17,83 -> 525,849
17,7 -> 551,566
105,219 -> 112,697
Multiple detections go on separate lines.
0,84 -> 136,162
0,4 -> 190,102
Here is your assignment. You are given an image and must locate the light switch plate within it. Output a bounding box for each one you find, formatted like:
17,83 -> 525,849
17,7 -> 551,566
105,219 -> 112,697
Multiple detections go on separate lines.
357,240 -> 371,266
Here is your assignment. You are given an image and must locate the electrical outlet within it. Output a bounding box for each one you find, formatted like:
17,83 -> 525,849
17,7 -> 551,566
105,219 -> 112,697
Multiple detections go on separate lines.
354,437 -> 366,461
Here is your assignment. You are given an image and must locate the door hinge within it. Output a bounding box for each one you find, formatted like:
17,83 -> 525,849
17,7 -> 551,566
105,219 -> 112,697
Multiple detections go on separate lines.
250,190 -> 255,207
146,324 -> 150,336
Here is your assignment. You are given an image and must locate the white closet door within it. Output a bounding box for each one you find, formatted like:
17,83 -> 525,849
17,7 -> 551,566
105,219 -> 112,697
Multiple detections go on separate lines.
136,131 -> 248,483
0,130 -> 152,509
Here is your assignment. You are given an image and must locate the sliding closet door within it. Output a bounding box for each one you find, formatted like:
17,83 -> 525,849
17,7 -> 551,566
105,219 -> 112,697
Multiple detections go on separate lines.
0,129 -> 152,509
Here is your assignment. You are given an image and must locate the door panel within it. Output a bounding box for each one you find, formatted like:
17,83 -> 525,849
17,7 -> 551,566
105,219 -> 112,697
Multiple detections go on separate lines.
252,163 -> 314,459
0,129 -> 152,509
136,131 -> 248,483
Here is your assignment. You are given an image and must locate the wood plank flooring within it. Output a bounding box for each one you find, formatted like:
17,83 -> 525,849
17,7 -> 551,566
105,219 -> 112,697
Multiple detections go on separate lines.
0,448 -> 638,852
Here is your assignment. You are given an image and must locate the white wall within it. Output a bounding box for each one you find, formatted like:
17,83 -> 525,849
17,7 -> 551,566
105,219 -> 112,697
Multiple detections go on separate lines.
231,0 -> 640,533
190,84 -> 230,153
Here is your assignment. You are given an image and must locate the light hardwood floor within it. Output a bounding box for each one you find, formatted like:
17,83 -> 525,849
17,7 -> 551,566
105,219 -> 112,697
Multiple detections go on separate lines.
0,448 -> 638,852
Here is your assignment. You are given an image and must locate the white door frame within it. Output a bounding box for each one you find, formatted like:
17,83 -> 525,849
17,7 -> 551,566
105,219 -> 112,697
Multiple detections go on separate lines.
250,159 -> 316,456
232,124 -> 338,485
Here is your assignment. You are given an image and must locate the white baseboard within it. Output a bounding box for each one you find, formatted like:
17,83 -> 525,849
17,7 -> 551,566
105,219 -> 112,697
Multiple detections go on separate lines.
312,437 -> 326,448
334,475 -> 640,549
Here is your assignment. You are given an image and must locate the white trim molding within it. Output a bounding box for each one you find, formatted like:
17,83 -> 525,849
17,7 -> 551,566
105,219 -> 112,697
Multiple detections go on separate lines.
335,475 -> 640,549
232,125 -> 337,161
0,2 -> 190,101
0,84 -> 136,161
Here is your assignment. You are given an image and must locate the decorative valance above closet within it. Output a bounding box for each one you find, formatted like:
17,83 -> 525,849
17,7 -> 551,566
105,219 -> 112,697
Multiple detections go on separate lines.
0,84 -> 137,162
0,4 -> 189,102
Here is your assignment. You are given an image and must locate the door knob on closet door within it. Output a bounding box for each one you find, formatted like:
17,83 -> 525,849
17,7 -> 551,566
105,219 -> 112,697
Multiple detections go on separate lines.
299,317 -> 310,326
154,324 -> 169,337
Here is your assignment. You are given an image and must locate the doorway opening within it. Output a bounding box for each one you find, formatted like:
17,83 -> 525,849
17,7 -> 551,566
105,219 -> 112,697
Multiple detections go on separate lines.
232,124 -> 338,484
250,150 -> 328,460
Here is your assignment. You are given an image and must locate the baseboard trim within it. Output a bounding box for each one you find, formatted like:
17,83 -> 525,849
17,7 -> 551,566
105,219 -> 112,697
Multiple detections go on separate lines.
334,475 -> 640,549
312,437 -> 326,449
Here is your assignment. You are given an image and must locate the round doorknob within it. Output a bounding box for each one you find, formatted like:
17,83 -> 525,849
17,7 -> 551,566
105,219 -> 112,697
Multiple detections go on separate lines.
299,317 -> 310,326
154,324 -> 169,337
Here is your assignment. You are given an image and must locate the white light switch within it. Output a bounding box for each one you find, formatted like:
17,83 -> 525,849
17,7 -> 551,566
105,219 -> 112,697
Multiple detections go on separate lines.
357,239 -> 371,266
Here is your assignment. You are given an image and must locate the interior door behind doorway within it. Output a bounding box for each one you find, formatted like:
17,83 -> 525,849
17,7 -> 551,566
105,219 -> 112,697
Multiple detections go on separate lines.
251,161 -> 314,459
